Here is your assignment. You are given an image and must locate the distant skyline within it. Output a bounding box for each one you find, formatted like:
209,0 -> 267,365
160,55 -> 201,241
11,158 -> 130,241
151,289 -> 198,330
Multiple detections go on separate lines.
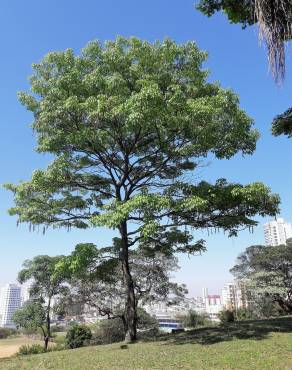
1,0 -> 292,296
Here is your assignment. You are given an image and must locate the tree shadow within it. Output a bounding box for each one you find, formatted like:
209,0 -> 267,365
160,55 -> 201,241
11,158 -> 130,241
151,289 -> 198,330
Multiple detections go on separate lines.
142,316 -> 292,346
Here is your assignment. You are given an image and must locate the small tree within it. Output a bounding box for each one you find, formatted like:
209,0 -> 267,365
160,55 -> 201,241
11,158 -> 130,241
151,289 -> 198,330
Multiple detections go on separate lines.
183,310 -> 211,328
17,255 -> 68,349
13,302 -> 48,349
66,324 -> 92,349
94,319 -> 126,345
6,37 -> 279,341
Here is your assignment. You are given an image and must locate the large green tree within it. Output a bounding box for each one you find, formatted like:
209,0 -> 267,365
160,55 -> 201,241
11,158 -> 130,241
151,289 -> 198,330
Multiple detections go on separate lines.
197,0 -> 292,82
17,255 -> 68,349
6,37 -> 279,341
231,239 -> 292,313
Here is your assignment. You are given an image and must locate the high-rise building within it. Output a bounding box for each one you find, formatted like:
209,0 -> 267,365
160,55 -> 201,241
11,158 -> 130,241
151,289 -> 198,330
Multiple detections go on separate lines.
0,284 -> 21,328
264,218 -> 292,246
221,281 -> 250,311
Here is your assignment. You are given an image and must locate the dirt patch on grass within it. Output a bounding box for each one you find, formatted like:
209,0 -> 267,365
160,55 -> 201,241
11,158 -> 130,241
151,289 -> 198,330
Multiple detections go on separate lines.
0,338 -> 45,358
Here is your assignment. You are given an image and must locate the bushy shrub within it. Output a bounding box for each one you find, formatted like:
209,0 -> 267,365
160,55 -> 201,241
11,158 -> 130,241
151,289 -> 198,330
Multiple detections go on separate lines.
235,307 -> 257,321
17,344 -> 46,356
93,318 -> 126,345
66,324 -> 92,349
0,328 -> 17,339
136,308 -> 158,330
18,343 -> 65,356
219,309 -> 235,324
183,311 -> 212,328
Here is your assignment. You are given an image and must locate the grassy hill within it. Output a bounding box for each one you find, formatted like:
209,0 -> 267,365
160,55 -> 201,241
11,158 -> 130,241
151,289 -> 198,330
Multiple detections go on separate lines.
1,317 -> 292,369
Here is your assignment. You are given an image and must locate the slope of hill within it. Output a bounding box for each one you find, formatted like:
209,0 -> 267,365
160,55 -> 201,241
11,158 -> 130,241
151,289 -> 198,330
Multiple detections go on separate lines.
1,317 -> 292,369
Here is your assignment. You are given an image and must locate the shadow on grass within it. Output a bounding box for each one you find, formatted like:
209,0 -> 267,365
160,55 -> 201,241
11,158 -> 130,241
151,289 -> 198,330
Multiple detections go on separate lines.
142,316 -> 292,346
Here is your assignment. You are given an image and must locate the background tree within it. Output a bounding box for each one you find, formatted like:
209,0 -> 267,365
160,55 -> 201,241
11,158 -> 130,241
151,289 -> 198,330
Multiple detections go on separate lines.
17,255 -> 68,349
183,310 -> 211,328
57,242 -> 187,336
6,37 -> 279,341
13,302 -> 49,350
65,324 -> 92,349
231,239 -> 292,313
196,0 -> 292,82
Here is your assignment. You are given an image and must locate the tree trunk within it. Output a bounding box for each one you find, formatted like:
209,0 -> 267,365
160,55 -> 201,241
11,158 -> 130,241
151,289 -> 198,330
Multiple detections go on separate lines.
44,336 -> 49,350
276,298 -> 292,313
119,221 -> 137,342
45,301 -> 51,350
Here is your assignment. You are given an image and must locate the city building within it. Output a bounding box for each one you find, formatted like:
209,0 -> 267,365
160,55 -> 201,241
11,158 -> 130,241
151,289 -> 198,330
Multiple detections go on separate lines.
144,302 -> 185,332
221,281 -> 250,311
264,218 -> 292,246
0,284 -> 21,328
203,290 -> 223,321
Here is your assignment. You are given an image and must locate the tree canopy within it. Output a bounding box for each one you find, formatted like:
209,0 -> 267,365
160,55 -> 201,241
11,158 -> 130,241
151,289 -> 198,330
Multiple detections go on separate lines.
17,255 -> 68,348
6,37 -> 279,340
231,239 -> 292,313
13,302 -> 48,349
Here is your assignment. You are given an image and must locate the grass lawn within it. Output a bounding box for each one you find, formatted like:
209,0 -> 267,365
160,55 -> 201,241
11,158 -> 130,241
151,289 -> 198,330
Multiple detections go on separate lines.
1,317 -> 292,369
0,337 -> 46,359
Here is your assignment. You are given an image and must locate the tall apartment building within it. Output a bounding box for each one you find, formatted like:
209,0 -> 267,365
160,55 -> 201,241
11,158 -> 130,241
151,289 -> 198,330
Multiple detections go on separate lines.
221,281 -> 250,311
0,284 -> 21,328
264,218 -> 292,246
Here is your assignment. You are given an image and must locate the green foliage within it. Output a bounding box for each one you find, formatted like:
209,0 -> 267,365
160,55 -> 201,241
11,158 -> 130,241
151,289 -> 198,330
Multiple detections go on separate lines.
6,37 -> 279,340
17,344 -> 47,356
5,36 -> 278,242
219,309 -> 235,324
250,297 -> 286,319
234,307 -> 256,321
272,107 -> 292,138
17,343 -> 65,356
183,310 -> 212,328
0,328 -> 17,339
136,308 -> 158,330
231,239 -> 292,313
196,0 -> 254,26
13,302 -> 46,333
93,319 -> 126,345
66,324 -> 92,349
15,255 -> 68,349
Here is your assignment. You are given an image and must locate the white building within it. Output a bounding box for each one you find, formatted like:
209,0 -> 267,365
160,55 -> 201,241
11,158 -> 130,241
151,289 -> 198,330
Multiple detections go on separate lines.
264,218 -> 292,246
0,284 -> 21,328
221,281 -> 249,311
204,294 -> 222,321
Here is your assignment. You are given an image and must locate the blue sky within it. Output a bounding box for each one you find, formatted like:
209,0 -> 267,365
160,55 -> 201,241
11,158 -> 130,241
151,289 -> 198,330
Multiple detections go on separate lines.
1,0 -> 292,296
